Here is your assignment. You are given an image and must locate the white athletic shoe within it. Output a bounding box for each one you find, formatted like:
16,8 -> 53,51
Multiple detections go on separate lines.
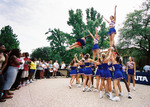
93,89 -> 98,92
66,47 -> 70,51
112,96 -> 120,102
133,87 -> 136,91
87,88 -> 92,92
99,91 -> 103,99
22,83 -> 25,87
69,84 -> 72,89
119,92 -> 123,96
85,86 -> 88,89
128,92 -> 132,99
83,88 -> 86,92
30,79 -> 33,83
77,84 -> 81,88
26,80 -> 30,85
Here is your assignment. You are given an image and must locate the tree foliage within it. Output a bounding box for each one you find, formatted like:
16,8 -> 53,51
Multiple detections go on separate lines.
117,0 -> 150,65
31,47 -> 53,61
0,25 -> 20,50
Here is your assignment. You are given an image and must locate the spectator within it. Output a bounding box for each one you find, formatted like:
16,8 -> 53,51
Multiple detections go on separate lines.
61,61 -> 66,69
27,57 -> 37,84
53,60 -> 59,78
21,52 -> 30,86
143,65 -> 150,72
44,61 -> 49,78
35,58 -> 43,79
41,60 -> 47,78
0,44 -> 8,102
47,60 -> 53,78
11,53 -> 25,90
3,49 -> 22,99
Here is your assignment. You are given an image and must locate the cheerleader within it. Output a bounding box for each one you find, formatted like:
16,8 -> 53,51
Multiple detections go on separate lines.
66,35 -> 90,50
75,55 -> 85,88
99,49 -> 113,100
111,54 -> 123,102
113,48 -> 132,98
119,60 -> 132,99
127,57 -> 136,91
81,53 -> 95,92
103,5 -> 117,48
93,58 -> 103,92
69,59 -> 79,89
88,28 -> 100,60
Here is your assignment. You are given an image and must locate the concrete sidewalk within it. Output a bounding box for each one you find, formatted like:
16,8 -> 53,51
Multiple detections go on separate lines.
0,78 -> 150,107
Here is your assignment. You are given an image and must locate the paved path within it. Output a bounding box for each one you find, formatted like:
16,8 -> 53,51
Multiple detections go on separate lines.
0,77 -> 150,107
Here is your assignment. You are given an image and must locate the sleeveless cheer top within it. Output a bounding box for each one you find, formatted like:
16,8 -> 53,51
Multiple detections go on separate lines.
85,62 -> 91,67
109,20 -> 115,28
97,64 -> 103,70
80,65 -> 85,68
94,38 -> 99,44
70,66 -> 77,70
128,62 -> 134,69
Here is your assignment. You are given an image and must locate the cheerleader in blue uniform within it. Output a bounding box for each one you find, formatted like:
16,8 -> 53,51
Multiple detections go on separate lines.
88,28 -> 100,60
93,58 -> 103,92
111,55 -> 123,102
66,35 -> 90,50
99,49 -> 113,100
113,48 -> 132,98
69,59 -> 79,89
91,63 -> 95,88
103,5 -> 117,48
75,54 -> 85,88
127,57 -> 136,91
119,60 -> 132,99
82,53 -> 95,92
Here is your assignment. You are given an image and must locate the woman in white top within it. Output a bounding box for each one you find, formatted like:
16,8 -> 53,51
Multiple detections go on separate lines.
61,61 -> 66,69
53,60 -> 59,77
103,5 -> 117,48
88,28 -> 100,60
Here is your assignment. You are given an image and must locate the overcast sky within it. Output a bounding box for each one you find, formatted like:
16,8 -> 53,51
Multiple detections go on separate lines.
0,0 -> 144,53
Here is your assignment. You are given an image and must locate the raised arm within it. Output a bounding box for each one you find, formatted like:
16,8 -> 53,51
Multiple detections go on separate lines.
95,27 -> 99,40
79,52 -> 83,60
102,15 -> 110,23
74,55 -> 82,65
105,49 -> 112,62
114,5 -> 117,22
88,30 -> 95,40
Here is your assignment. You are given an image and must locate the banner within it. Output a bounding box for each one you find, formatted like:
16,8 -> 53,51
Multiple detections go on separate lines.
123,72 -> 150,85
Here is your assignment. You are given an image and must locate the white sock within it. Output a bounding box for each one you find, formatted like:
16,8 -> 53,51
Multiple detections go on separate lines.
109,92 -> 112,99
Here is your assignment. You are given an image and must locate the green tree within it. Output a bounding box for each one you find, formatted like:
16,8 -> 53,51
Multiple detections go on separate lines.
46,29 -> 72,64
31,47 -> 53,61
117,0 -> 150,65
0,25 -> 20,50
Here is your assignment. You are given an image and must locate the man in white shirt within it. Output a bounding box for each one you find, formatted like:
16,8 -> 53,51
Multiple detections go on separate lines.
61,61 -> 66,69
53,60 -> 59,77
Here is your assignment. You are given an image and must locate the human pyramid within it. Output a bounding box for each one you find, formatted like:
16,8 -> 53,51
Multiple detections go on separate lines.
67,5 -> 134,102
